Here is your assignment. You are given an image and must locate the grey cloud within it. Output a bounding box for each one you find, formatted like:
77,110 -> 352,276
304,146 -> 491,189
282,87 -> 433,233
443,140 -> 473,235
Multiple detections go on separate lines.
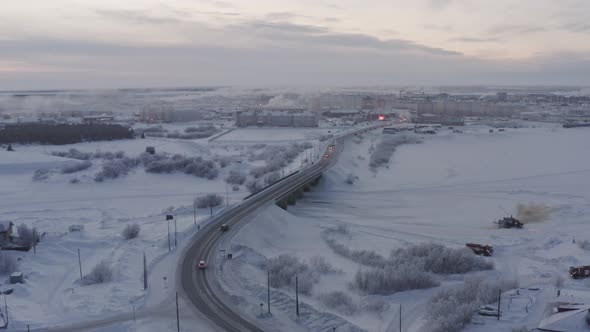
263,12 -> 338,24
487,24 -> 546,36
243,21 -> 329,34
424,24 -> 453,32
561,22 -> 590,33
96,7 -> 239,26
237,21 -> 461,56
212,1 -> 234,8
2,41 -> 590,89
95,9 -> 184,25
451,37 -> 501,43
428,0 -> 454,10
323,17 -> 340,23
264,12 -> 310,21
321,3 -> 342,10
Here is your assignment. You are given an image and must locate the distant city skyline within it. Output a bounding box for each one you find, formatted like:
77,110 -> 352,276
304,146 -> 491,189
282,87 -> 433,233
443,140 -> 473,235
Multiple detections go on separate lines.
1,0 -> 590,89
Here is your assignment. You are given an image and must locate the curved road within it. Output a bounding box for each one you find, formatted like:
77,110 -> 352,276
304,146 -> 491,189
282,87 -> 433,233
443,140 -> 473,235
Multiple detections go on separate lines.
179,135 -> 350,331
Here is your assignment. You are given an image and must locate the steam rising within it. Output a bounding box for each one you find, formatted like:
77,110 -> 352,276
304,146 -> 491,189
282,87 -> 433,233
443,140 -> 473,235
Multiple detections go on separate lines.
516,202 -> 551,224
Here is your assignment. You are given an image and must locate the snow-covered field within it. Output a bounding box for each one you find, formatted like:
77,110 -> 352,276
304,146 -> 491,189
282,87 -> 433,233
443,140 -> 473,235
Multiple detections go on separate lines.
0,131 -> 321,331
219,123 -> 590,332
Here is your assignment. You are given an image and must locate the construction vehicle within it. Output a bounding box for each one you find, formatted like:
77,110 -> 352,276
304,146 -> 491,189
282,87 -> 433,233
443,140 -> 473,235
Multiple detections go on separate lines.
496,216 -> 523,229
569,266 -> 590,279
466,243 -> 494,256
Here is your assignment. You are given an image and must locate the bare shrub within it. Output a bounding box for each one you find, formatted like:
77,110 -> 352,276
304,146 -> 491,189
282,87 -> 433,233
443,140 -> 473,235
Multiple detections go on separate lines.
94,160 -> 131,182
120,157 -> 140,168
52,149 -> 128,161
390,243 -> 494,274
246,180 -> 264,194
250,143 -> 310,178
184,158 -> 219,179
353,264 -> 439,294
32,169 -> 51,181
178,125 -> 220,139
309,256 -> 340,274
225,170 -> 246,185
578,240 -> 590,251
122,223 -> 140,240
324,238 -> 387,267
297,270 -> 316,295
269,254 -> 306,288
424,277 -> 518,332
61,160 -> 92,174
517,203 -> 551,223
318,291 -> 358,315
81,261 -> 113,285
268,254 -> 319,294
0,254 -> 18,275
250,166 -> 268,179
196,194 -> 223,209
344,174 -> 358,185
142,153 -> 218,180
264,172 -> 281,186
51,148 -> 92,160
369,135 -> 421,169
362,298 -> 388,314
325,225 -> 349,235
216,156 -> 232,168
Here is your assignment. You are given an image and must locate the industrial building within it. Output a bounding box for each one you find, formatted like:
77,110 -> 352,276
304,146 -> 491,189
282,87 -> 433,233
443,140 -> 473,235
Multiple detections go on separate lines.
235,109 -> 318,127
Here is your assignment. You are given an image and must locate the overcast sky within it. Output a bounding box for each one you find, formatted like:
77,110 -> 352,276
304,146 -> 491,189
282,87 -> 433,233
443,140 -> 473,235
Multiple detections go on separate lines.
1,0 -> 590,90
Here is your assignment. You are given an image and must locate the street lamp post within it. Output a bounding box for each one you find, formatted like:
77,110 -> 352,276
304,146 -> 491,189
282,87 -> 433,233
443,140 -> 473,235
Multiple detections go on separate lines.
166,214 -> 174,252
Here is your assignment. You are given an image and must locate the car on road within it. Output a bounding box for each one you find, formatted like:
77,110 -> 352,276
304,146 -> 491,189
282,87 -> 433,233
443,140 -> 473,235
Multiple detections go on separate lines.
197,260 -> 207,269
220,224 -> 229,231
323,153 -> 330,159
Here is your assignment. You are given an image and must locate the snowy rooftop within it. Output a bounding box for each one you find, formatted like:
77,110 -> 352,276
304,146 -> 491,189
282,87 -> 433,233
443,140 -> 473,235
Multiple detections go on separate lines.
538,304 -> 590,332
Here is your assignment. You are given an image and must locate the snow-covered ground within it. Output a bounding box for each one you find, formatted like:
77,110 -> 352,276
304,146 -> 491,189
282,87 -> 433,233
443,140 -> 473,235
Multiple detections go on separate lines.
0,130 -> 321,331
215,127 -> 340,143
219,123 -> 590,332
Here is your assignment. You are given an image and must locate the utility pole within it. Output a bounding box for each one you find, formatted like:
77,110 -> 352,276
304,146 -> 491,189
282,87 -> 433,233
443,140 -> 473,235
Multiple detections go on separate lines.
167,220 -> 171,252
143,251 -> 148,290
78,248 -> 83,279
267,268 -> 271,314
295,275 -> 299,317
132,304 -> 136,324
176,292 -> 180,332
166,214 -> 173,252
226,183 -> 229,207
399,304 -> 402,332
497,289 -> 501,320
174,219 -> 177,248
3,294 -> 7,326
193,198 -> 197,225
